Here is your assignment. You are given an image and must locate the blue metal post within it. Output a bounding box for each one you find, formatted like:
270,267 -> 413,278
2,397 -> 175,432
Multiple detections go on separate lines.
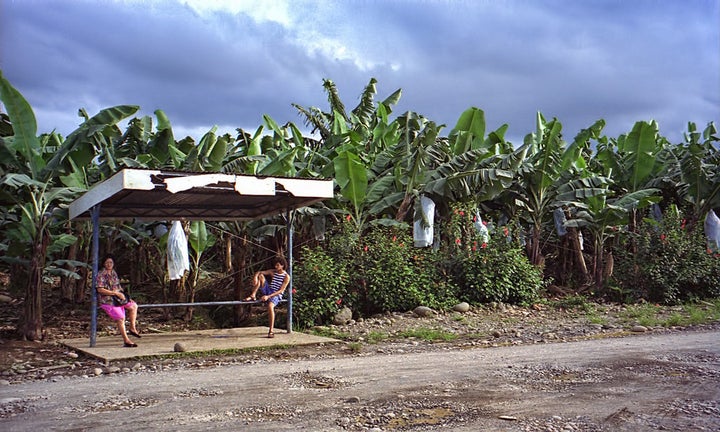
286,209 -> 293,333
89,205 -> 100,347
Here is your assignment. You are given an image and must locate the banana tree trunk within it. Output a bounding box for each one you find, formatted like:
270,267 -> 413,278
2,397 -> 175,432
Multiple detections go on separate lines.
21,226 -> 49,341
60,226 -> 77,301
74,231 -> 89,303
184,254 -> 200,322
567,226 -> 588,279
73,266 -> 88,304
527,225 -> 543,266
593,236 -> 606,291
395,194 -> 413,222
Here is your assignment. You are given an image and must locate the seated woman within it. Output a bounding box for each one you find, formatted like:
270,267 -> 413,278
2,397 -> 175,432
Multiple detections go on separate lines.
96,254 -> 142,347
244,256 -> 290,338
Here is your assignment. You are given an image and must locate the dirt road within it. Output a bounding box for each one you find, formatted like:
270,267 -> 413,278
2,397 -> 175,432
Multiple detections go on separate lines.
1,329 -> 719,431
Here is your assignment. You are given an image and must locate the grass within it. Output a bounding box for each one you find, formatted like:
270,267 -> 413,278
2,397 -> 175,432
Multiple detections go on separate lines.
452,313 -> 468,324
542,296 -> 720,329
585,311 -> 608,326
398,327 -> 458,342
346,342 -> 363,353
366,331 -> 389,344
618,300 -> 720,328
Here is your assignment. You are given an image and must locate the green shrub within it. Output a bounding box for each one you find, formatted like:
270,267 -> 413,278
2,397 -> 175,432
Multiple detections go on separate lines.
611,210 -> 720,304
458,245 -> 543,305
293,246 -> 350,328
359,228 -> 456,314
444,204 -> 543,305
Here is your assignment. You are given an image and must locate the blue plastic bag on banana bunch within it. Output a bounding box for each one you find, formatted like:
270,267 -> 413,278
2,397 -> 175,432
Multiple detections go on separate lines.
705,210 -> 720,253
167,221 -> 190,280
553,208 -> 567,237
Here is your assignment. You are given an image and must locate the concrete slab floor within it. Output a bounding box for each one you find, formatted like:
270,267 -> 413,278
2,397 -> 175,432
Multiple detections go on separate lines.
61,327 -> 341,363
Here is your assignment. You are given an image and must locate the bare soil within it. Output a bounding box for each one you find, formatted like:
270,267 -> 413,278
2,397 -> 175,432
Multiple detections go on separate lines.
1,290 -> 719,431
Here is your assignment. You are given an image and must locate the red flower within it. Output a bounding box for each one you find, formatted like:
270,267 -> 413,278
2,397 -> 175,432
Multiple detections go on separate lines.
503,227 -> 509,236
473,215 -> 477,222
455,238 -> 462,244
660,234 -> 666,242
681,219 -> 687,229
345,214 -> 352,221
399,242 -> 404,247
459,211 -> 465,216
392,236 -> 397,242
364,245 -> 369,252
472,245 -> 477,251
482,221 -> 487,226
481,242 -> 487,249
336,298 -> 342,305
292,288 -> 297,294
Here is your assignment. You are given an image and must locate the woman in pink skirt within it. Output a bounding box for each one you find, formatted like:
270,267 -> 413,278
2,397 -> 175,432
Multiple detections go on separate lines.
96,254 -> 141,347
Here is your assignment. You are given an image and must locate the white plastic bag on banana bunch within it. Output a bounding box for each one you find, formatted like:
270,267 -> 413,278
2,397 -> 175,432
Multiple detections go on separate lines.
167,221 -> 190,280
413,195 -> 435,247
705,210 -> 720,253
473,211 -> 490,244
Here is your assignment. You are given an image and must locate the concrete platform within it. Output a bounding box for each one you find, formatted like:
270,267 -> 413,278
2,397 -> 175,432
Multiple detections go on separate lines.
61,327 -> 341,363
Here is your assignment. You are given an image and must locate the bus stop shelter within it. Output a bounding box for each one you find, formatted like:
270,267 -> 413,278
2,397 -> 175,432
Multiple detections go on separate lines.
68,168 -> 334,348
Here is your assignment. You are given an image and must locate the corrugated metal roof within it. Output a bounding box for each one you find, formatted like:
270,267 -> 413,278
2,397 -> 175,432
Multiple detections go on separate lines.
69,169 -> 334,221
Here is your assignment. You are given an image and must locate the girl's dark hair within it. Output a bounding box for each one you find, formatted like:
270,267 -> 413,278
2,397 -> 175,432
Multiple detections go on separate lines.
102,254 -> 116,263
273,256 -> 287,269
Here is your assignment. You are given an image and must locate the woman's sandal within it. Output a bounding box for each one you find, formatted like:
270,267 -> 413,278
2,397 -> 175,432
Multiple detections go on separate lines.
243,296 -> 256,301
128,330 -> 142,338
267,331 -> 275,338
123,342 -> 138,348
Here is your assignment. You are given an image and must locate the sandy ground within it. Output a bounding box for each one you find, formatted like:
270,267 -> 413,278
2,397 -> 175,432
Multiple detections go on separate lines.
1,328 -> 718,431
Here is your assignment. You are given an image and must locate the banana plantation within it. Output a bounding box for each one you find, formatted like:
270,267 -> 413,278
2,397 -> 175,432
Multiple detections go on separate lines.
1,72 -> 719,341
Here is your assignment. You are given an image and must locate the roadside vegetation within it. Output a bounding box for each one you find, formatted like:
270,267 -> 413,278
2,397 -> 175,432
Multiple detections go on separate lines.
1,71 -> 719,341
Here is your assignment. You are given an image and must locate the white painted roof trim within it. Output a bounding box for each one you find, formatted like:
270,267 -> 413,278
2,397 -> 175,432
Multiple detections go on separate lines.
69,169 -> 160,220
164,173 -> 236,193
276,177 -> 334,198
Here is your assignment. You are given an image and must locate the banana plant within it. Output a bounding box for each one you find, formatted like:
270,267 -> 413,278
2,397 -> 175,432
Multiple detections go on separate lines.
507,114 -> 593,265
366,107 -> 518,241
593,120 -> 667,231
661,122 -> 720,230
292,78 -> 405,235
0,72 -> 138,339
559,178 -> 660,289
424,107 -> 518,206
0,173 -> 84,339
182,220 -> 216,321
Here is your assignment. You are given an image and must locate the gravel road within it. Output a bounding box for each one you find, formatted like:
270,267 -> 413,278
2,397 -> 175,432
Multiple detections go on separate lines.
1,328 -> 718,431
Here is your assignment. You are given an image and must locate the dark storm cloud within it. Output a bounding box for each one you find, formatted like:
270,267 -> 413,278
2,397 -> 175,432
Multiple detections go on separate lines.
1,0 -> 718,143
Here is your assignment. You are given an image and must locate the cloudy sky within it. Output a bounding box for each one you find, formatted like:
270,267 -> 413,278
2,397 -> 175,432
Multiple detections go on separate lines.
1,0 -> 718,145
